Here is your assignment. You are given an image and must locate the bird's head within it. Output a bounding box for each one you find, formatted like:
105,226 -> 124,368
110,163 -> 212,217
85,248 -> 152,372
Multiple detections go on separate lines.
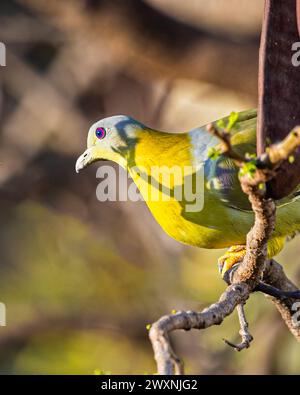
75,115 -> 143,173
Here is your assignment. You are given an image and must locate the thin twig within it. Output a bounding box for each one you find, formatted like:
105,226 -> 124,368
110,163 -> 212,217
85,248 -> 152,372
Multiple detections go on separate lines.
255,281 -> 300,300
223,303 -> 253,351
206,123 -> 246,166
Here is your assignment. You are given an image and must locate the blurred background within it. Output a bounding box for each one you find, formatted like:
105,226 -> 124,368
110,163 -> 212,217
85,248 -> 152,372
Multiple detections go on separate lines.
0,0 -> 299,375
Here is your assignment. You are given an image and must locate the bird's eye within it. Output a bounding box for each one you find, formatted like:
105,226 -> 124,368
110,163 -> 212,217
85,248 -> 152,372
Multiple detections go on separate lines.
95,127 -> 106,140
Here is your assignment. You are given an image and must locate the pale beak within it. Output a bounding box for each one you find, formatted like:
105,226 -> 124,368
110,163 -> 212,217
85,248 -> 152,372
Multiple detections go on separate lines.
75,147 -> 94,173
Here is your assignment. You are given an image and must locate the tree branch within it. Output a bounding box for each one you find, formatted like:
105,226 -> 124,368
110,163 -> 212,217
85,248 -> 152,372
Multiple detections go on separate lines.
149,283 -> 251,375
149,125 -> 300,374
263,259 -> 300,340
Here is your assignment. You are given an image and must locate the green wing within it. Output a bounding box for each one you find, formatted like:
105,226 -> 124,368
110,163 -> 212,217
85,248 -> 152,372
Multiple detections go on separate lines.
205,109 -> 300,211
190,108 -> 300,212
205,109 -> 257,211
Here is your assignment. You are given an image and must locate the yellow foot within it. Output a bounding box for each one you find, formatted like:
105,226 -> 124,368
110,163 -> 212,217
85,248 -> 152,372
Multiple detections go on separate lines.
218,245 -> 246,278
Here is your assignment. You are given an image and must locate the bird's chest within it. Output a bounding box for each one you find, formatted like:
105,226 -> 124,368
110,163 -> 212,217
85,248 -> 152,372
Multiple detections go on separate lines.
130,169 -> 230,247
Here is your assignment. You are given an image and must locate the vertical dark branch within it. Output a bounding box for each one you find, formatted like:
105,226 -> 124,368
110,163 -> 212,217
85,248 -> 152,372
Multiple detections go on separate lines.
297,0 -> 300,36
258,0 -> 300,199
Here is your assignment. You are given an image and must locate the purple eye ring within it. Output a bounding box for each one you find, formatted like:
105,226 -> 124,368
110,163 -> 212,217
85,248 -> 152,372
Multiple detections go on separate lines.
95,127 -> 106,140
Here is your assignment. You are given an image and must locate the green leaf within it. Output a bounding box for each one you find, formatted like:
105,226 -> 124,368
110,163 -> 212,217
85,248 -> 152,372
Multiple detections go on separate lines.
227,111 -> 239,131
208,147 -> 222,160
216,119 -> 226,129
289,155 -> 295,164
239,161 -> 257,178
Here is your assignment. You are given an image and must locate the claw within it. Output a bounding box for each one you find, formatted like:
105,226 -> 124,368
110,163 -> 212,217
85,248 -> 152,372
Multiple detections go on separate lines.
218,245 -> 246,279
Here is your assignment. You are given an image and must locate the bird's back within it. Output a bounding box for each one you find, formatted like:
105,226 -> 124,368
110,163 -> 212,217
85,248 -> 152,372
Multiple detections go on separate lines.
188,109 -> 257,212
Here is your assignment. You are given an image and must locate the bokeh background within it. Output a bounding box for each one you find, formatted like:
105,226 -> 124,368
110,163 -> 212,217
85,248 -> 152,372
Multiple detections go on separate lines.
0,0 -> 299,374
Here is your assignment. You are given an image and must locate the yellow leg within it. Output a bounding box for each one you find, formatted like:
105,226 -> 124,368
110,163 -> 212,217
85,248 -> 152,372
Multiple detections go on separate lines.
218,245 -> 246,278
218,237 -> 286,279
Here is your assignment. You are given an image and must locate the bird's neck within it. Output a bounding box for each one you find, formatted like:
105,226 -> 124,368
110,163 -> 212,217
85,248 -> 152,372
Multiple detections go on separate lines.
126,128 -> 192,170
124,129 -> 194,207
